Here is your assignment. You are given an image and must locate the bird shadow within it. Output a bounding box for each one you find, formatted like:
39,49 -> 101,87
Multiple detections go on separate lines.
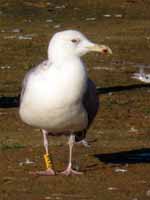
96,83 -> 150,95
0,95 -> 19,108
94,148 -> 150,164
0,83 -> 150,108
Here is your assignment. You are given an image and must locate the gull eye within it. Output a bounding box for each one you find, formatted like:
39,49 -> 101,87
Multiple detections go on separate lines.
71,39 -> 79,43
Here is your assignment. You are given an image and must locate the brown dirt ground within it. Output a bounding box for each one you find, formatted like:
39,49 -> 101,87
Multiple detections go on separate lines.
1,1 -> 150,199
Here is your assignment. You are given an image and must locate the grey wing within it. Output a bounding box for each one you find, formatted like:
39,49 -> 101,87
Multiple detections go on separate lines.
20,60 -> 49,103
20,67 -> 35,103
83,78 -> 99,128
75,78 -> 99,143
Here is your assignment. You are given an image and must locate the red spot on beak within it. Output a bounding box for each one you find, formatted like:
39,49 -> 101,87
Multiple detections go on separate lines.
102,48 -> 108,54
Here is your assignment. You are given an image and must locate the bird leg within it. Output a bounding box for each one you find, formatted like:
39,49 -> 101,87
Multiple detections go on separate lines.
31,129 -> 55,176
61,134 -> 83,176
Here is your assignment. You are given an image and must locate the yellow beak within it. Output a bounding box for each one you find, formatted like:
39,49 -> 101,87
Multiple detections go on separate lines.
87,44 -> 112,55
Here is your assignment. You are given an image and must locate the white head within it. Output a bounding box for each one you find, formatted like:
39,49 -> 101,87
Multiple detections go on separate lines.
48,30 -> 112,63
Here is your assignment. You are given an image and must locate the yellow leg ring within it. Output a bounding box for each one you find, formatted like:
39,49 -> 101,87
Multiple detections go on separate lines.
44,154 -> 53,169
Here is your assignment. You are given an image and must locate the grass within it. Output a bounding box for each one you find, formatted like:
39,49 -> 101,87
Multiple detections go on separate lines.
142,108 -> 150,115
0,141 -> 26,150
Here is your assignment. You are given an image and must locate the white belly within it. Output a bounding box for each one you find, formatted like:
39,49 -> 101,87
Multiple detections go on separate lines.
19,101 -> 88,133
19,59 -> 88,133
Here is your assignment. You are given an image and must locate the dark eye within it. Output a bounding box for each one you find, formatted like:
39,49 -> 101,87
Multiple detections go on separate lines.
71,39 -> 79,43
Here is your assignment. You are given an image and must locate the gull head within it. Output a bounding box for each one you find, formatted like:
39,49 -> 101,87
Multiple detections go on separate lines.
48,30 -> 112,62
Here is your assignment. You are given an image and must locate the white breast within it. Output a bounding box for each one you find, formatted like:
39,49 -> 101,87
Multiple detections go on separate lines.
19,58 -> 88,133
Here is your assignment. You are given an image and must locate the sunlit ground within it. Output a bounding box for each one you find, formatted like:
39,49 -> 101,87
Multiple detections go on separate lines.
1,1 -> 150,199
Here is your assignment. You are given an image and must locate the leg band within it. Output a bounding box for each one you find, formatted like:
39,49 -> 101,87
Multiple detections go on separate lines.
44,153 -> 53,169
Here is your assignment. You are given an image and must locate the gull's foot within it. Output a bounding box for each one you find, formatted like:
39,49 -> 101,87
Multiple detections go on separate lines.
76,139 -> 91,148
60,168 -> 83,176
132,73 -> 142,80
29,168 -> 56,176
132,73 -> 150,83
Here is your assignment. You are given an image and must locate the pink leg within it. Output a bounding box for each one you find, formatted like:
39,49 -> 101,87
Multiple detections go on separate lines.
30,168 -> 55,176
61,134 -> 83,176
30,129 -> 56,176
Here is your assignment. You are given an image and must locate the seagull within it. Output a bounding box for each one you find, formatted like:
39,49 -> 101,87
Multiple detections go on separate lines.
132,65 -> 150,83
19,30 -> 112,176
